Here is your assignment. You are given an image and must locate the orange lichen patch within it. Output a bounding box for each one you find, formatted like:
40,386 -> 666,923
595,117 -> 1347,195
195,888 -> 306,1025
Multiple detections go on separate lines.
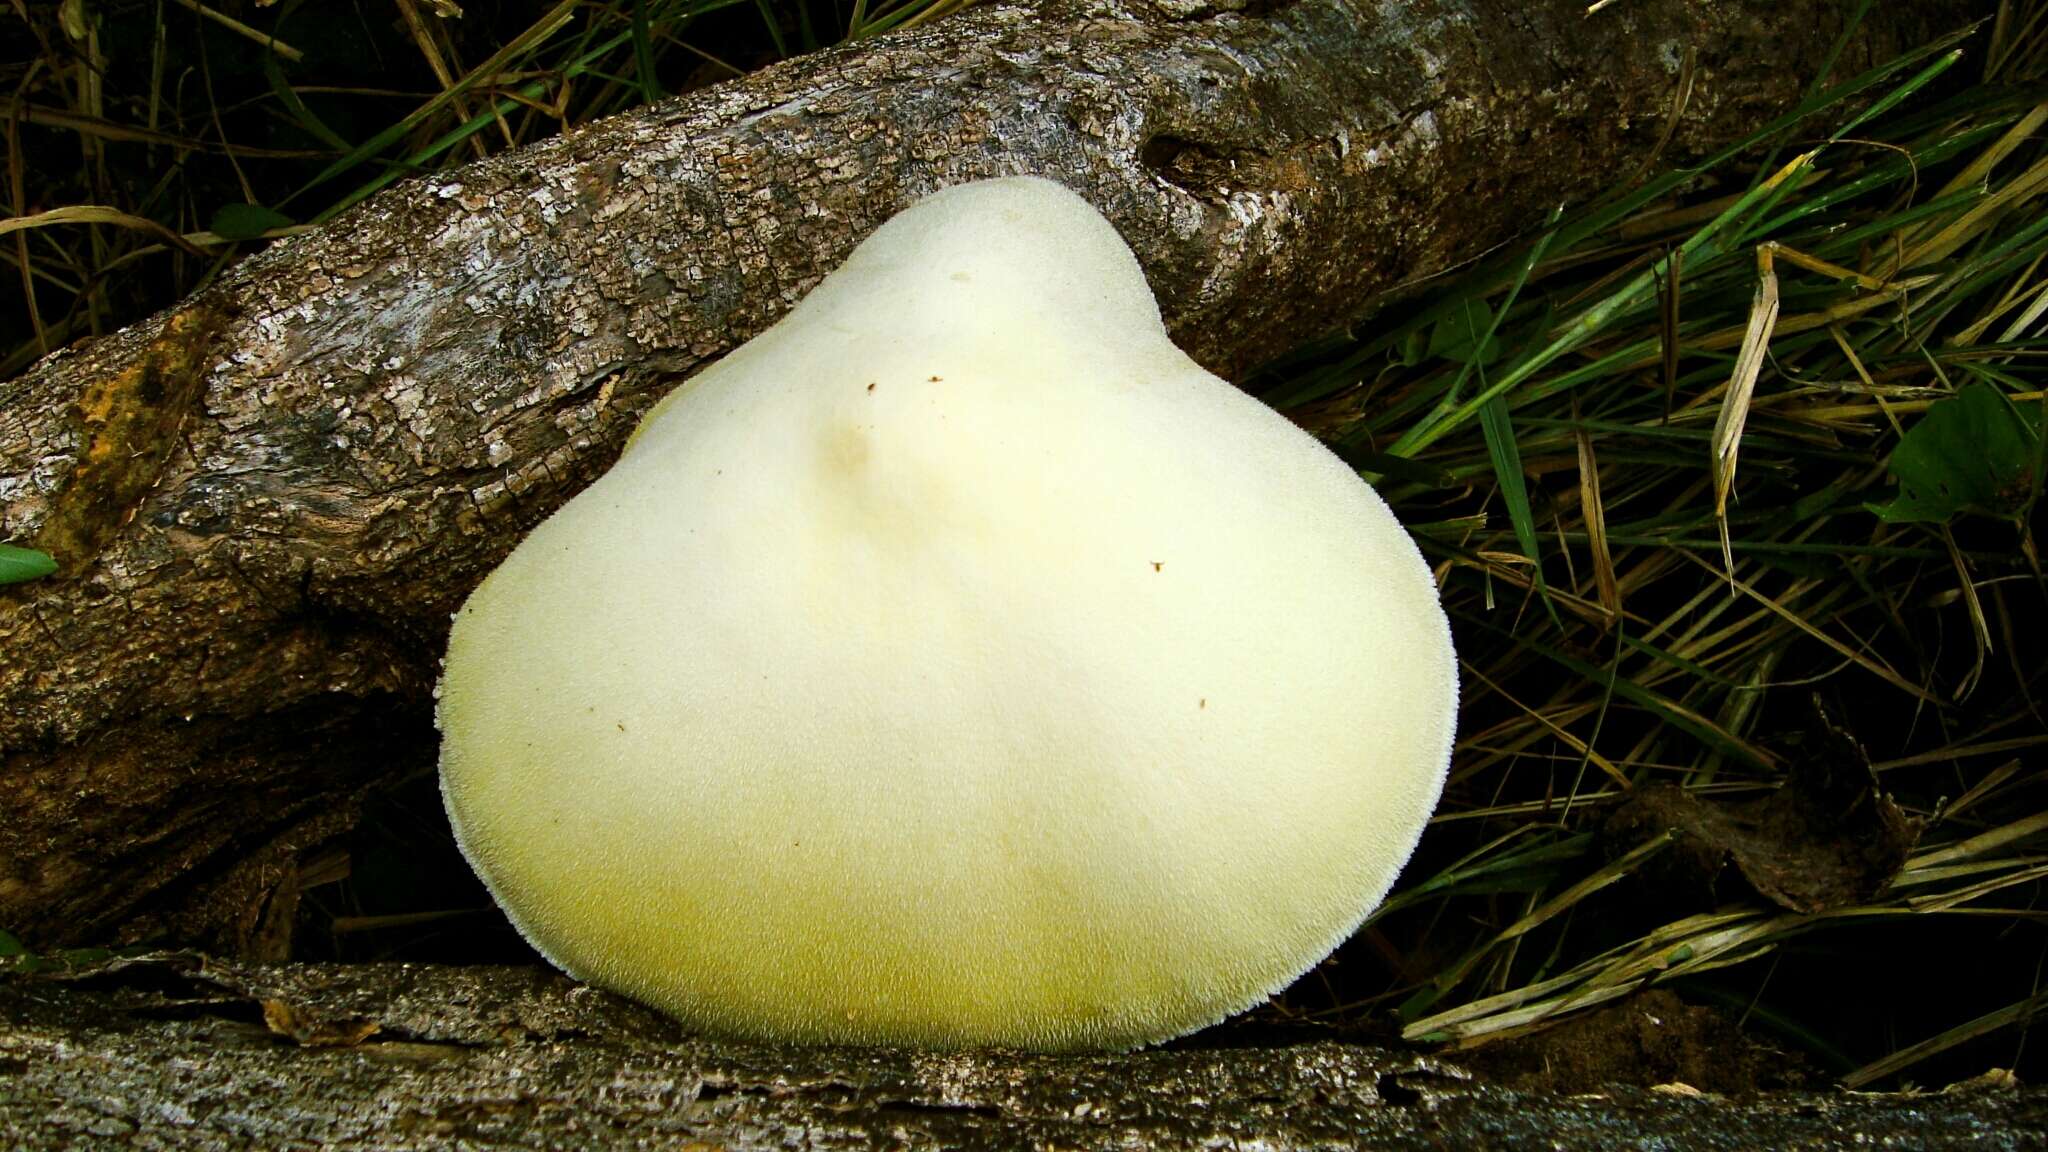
32,303 -> 224,575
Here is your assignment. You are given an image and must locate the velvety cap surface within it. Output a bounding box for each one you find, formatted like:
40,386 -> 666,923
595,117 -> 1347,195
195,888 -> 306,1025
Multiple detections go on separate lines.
438,177 -> 1457,1050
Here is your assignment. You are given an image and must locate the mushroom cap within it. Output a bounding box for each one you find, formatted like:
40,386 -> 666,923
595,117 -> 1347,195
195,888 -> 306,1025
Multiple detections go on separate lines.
438,176 -> 1457,1051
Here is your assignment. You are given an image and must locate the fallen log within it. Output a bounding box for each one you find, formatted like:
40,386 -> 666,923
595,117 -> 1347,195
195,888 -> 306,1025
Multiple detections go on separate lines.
0,0 -> 1981,950
2,956 -> 2040,1150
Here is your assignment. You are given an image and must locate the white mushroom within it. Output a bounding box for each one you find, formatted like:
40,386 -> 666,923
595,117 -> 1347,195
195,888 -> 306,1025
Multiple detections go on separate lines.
437,176 -> 1457,1051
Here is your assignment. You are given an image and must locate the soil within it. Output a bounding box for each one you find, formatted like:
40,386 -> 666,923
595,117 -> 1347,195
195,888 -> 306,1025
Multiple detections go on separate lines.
1454,989 -> 1809,1095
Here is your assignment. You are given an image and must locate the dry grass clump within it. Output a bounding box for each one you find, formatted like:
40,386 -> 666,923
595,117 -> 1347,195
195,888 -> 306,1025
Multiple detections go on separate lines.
1255,1 -> 2048,1088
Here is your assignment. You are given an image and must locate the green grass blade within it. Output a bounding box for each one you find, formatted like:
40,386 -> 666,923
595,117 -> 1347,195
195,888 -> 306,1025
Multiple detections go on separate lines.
1479,394 -> 1562,628
633,0 -> 666,104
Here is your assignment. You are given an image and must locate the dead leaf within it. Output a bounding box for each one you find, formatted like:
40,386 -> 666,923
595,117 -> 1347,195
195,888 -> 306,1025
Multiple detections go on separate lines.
262,998 -> 382,1047
1604,697 -> 1922,914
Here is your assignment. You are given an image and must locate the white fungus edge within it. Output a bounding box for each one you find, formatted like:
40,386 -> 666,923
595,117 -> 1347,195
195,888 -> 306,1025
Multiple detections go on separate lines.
434,510 -> 1459,1052
1146,498 -> 1459,1049
437,705 -> 589,983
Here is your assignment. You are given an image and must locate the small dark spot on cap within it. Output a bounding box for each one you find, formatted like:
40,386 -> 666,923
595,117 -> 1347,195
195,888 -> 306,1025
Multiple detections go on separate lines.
929,375 -> 942,382
866,382 -> 876,392
1199,698 -> 1207,709
1151,561 -> 1164,572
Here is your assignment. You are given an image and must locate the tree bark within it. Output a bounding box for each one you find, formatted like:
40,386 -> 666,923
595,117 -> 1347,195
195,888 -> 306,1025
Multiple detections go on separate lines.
3,955 -> 2041,1150
0,0 -> 1983,950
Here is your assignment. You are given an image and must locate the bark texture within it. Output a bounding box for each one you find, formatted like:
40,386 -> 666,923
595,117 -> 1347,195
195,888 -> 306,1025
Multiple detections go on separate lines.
0,0 -> 1984,949
4,955 -> 2044,1151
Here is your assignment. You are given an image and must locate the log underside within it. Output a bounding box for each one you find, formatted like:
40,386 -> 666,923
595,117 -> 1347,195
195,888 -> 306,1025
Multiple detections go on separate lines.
3,956 -> 2043,1151
0,0 -> 1985,954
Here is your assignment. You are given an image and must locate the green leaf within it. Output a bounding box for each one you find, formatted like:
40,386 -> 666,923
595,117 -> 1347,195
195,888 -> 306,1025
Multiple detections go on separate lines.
1428,299 -> 1501,365
0,543 -> 56,585
0,928 -> 24,957
262,50 -> 354,153
209,202 -> 296,241
1398,326 -> 1430,368
1871,384 -> 2041,523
